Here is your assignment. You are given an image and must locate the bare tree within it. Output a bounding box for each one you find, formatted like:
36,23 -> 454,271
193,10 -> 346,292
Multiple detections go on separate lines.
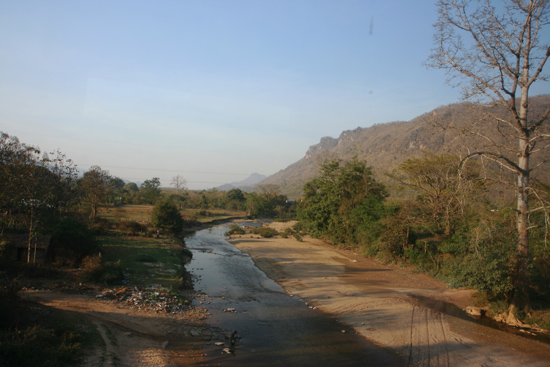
427,0 -> 550,314
171,175 -> 187,193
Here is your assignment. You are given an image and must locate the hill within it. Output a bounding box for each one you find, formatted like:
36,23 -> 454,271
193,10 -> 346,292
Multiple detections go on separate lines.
261,95 -> 550,197
216,172 -> 267,192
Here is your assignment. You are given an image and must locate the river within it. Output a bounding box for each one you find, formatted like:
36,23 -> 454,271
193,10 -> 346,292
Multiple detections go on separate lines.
184,224 -> 400,367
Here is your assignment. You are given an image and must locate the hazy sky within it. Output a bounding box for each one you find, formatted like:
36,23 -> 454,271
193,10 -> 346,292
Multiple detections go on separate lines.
2,1 -> 547,189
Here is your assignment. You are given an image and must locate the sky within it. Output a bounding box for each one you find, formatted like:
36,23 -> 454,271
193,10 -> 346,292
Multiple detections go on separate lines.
1,1 -> 547,190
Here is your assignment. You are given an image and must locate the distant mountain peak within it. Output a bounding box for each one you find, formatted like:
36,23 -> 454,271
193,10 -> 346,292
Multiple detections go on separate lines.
216,172 -> 267,192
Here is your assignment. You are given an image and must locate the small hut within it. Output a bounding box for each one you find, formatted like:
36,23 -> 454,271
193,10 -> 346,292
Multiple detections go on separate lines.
3,234 -> 52,263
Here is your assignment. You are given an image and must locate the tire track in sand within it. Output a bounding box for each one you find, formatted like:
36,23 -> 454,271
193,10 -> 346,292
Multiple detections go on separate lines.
407,304 -> 450,367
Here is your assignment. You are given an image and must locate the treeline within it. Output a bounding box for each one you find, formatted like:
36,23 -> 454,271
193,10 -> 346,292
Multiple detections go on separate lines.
181,185 -> 296,219
297,156 -> 550,315
0,132 -> 295,265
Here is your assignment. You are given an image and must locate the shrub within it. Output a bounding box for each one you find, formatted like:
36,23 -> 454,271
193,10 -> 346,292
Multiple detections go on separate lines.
280,227 -> 293,238
51,217 -> 98,265
0,324 -> 82,367
447,241 -> 515,298
81,255 -> 124,284
89,217 -> 112,235
151,199 -> 184,234
225,224 -> 245,236
250,226 -> 279,238
292,221 -> 305,233
116,220 -> 148,236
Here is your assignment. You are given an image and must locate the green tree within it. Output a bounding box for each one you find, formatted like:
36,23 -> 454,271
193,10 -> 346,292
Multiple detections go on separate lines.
298,158 -> 387,245
123,182 -> 139,192
427,0 -> 550,311
151,199 -> 184,234
0,133 -> 78,263
246,192 -> 273,218
78,166 -> 113,220
390,153 -> 480,237
140,177 -> 162,204
224,188 -> 247,210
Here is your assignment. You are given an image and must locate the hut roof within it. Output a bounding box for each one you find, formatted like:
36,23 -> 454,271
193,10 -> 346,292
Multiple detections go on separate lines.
4,234 -> 52,249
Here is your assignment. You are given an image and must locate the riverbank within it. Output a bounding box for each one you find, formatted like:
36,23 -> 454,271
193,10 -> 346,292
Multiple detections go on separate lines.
229,221 -> 550,366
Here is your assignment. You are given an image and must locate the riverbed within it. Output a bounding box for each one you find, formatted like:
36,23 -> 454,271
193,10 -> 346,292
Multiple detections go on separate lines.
184,224 -> 400,366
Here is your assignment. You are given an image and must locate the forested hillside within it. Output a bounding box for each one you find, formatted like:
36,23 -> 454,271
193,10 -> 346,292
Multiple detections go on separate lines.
262,95 -> 550,198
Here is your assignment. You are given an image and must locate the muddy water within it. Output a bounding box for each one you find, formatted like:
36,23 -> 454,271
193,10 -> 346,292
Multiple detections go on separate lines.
185,225 -> 401,367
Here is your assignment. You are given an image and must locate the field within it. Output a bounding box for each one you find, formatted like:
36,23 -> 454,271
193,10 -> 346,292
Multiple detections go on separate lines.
98,205 -> 246,224
98,235 -> 186,289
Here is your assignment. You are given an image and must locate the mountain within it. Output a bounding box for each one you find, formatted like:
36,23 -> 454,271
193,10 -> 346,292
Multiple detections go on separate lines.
260,95 -> 550,197
216,172 -> 268,192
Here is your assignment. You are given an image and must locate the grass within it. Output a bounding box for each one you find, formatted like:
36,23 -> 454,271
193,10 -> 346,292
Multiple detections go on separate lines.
99,205 -> 153,223
0,295 -> 102,367
99,205 -> 246,225
182,208 -> 247,223
98,236 -> 185,288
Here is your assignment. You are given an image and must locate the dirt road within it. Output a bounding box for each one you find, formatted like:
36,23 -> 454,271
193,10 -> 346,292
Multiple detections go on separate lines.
19,289 -> 213,366
230,221 -> 550,367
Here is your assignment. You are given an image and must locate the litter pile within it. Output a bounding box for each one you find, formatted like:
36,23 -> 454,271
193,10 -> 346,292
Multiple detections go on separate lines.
95,284 -> 193,314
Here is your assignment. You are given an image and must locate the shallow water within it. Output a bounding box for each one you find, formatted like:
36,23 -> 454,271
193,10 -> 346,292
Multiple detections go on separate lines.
184,224 -> 400,366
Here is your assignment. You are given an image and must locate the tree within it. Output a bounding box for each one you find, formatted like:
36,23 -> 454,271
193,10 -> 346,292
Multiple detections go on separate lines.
140,177 -> 162,204
224,188 -> 246,210
170,175 -> 187,192
109,177 -> 126,192
390,153 -> 480,236
0,133 -> 78,263
151,198 -> 184,234
298,158 -> 387,244
427,0 -> 550,311
78,166 -> 113,220
170,175 -> 187,209
0,132 -> 40,215
123,182 -> 139,192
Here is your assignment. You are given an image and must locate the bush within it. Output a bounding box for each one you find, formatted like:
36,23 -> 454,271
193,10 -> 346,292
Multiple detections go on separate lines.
0,324 -> 82,367
51,217 -> 98,265
250,226 -> 279,238
151,199 -> 184,234
116,220 -> 148,236
447,241 -> 515,298
225,224 -> 245,236
81,255 -> 124,284
89,217 -> 112,235
280,227 -> 292,238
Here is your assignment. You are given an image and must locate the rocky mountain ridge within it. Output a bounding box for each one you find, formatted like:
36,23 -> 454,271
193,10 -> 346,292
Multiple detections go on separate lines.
260,95 -> 550,197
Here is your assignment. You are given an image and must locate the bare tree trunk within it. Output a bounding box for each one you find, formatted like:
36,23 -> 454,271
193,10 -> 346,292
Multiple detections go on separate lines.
514,154 -> 530,310
513,89 -> 531,311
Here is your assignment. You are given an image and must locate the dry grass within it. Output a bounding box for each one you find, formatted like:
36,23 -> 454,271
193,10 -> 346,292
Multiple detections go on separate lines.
99,205 -> 153,223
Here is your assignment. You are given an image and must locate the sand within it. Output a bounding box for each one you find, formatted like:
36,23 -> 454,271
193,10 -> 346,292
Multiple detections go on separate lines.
230,221 -> 550,366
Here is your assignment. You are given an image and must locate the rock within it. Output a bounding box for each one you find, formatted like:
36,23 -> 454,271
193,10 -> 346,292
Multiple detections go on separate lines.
465,306 -> 485,317
162,340 -> 169,349
223,348 -> 231,354
215,342 -> 224,346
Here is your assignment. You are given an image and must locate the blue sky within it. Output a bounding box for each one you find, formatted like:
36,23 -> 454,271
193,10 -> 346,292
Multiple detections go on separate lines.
2,0 -> 545,189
